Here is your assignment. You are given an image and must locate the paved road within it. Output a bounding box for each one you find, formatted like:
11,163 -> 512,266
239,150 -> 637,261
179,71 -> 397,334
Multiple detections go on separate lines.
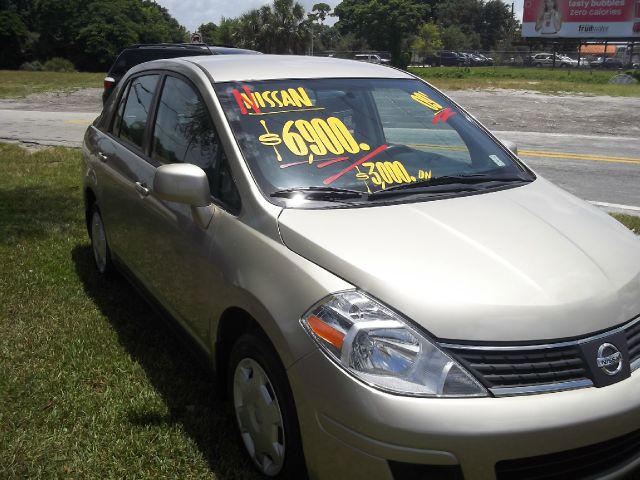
0,109 -> 97,148
495,130 -> 640,213
1,108 -> 638,212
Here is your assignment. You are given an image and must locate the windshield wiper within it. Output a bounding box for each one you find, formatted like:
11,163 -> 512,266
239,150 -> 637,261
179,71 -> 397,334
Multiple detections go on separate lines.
270,186 -> 366,201
370,174 -> 530,198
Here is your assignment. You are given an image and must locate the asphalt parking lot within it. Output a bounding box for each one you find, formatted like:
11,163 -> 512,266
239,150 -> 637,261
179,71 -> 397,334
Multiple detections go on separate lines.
0,87 -> 638,212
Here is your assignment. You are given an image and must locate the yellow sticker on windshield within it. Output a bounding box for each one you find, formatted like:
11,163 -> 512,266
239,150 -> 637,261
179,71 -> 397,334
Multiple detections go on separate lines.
258,116 -> 371,162
418,169 -> 432,180
411,91 -> 443,111
357,161 -> 418,191
411,91 -> 457,125
233,85 -> 323,116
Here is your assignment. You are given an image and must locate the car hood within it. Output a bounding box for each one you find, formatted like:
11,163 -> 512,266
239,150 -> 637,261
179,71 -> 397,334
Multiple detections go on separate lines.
278,179 -> 640,342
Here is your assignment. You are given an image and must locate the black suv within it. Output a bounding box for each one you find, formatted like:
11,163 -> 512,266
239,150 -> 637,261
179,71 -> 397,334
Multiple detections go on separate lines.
102,44 -> 260,104
424,51 -> 466,67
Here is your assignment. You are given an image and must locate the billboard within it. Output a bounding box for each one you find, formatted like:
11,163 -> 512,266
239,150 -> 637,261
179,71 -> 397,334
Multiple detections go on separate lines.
522,0 -> 640,38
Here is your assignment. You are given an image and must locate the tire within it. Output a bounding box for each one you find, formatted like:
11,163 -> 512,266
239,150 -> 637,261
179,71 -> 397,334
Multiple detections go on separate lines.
228,333 -> 307,479
89,205 -> 113,275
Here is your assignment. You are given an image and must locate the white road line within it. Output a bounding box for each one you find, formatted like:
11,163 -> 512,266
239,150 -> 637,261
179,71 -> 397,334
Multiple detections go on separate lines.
589,201 -> 640,213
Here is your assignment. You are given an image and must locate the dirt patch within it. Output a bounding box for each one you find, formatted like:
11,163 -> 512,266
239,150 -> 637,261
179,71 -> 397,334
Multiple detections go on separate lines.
448,89 -> 640,137
0,88 -> 103,112
1,87 -> 639,137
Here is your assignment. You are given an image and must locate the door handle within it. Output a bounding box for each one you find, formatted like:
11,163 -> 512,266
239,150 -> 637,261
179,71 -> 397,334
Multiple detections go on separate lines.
97,152 -> 108,163
135,181 -> 150,197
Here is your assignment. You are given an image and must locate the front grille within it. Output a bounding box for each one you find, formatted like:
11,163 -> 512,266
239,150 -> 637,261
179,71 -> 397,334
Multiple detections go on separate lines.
442,316 -> 639,396
447,345 -> 589,390
627,320 -> 640,366
388,462 -> 463,480
495,428 -> 640,480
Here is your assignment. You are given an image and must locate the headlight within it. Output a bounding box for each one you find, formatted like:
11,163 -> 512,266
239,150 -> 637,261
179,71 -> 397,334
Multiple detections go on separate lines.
300,291 -> 487,398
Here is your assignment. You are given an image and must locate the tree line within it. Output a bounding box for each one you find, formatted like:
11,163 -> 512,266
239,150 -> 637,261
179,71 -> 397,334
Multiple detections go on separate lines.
201,0 -> 518,66
0,0 -> 519,71
1,0 -> 186,70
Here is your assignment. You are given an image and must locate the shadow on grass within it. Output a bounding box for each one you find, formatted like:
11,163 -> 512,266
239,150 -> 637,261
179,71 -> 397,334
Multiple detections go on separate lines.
0,185 -> 80,245
71,245 -> 259,480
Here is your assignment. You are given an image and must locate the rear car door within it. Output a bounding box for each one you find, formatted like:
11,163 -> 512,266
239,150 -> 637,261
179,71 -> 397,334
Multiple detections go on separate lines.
95,73 -> 161,275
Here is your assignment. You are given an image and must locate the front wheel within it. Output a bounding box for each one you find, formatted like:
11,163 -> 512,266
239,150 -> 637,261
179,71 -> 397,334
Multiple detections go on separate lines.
228,333 -> 307,478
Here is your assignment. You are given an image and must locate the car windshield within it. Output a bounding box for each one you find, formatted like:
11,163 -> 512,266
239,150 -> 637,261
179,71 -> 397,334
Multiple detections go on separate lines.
215,78 -> 533,206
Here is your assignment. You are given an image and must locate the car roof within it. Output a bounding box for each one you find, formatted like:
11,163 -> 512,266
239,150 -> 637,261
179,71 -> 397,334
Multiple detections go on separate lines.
210,46 -> 261,55
123,43 -> 260,54
107,45 -> 262,78
174,54 -> 412,82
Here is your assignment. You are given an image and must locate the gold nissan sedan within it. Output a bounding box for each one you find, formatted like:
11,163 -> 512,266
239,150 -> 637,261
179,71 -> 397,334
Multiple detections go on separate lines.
82,55 -> 640,480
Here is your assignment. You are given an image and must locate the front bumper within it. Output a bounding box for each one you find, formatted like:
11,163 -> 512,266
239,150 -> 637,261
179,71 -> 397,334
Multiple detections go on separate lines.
288,349 -> 640,480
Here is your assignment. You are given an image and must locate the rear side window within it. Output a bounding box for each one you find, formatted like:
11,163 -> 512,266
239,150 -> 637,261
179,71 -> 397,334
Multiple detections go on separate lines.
115,75 -> 159,149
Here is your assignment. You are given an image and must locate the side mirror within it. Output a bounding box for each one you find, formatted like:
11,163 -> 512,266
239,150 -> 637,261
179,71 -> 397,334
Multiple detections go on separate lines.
154,163 -> 210,206
153,163 -> 214,228
502,140 -> 518,156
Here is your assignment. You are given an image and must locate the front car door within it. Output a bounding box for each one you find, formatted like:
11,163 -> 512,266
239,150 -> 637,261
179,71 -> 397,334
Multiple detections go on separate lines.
128,73 -> 241,345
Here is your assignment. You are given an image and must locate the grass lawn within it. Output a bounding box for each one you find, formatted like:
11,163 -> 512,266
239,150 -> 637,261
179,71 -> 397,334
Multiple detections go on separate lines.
0,70 -> 104,99
613,213 -> 640,234
1,143 -> 638,477
0,143 -> 257,478
1,67 -> 638,99
409,66 -> 640,97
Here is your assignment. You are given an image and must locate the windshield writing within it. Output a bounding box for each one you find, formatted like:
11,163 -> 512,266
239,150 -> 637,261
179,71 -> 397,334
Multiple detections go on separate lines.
215,78 -> 531,203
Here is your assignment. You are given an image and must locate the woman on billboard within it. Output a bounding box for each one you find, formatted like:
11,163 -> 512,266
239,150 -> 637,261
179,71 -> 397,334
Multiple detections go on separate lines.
535,0 -> 563,34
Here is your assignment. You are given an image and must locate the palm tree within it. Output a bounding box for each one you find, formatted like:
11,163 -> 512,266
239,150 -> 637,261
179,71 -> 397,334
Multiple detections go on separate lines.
272,0 -> 307,54
234,0 -> 309,54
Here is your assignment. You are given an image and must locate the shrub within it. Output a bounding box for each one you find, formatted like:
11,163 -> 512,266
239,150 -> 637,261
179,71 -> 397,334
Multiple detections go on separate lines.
43,57 -> 76,72
19,61 -> 44,71
626,70 -> 640,82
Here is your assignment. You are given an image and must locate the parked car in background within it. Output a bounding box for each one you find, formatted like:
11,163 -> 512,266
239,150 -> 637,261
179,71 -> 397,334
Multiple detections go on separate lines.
590,57 -> 624,69
102,43 -> 261,104
530,53 -> 577,68
474,53 -> 494,66
83,54 -> 640,480
426,50 -> 466,66
463,53 -> 484,66
558,55 -> 578,67
577,58 -> 591,68
354,53 -> 390,65
530,53 -> 553,67
456,52 -> 472,66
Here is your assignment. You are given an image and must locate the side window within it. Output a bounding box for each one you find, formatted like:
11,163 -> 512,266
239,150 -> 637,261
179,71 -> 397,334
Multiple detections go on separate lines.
152,76 -> 240,212
111,82 -> 128,135
117,74 -> 159,149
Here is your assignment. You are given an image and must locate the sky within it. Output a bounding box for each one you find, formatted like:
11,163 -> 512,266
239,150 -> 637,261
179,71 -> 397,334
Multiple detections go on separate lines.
155,0 -> 525,33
